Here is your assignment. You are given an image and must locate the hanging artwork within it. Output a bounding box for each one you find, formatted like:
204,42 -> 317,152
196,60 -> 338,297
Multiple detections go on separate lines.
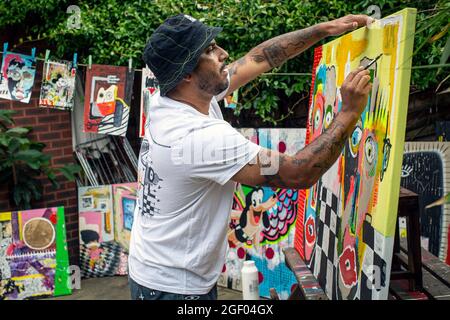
219,128 -> 306,299
294,8 -> 417,299
83,64 -> 134,136
401,142 -> 450,264
39,59 -> 76,110
0,44 -> 36,103
140,66 -> 159,138
0,207 -> 71,300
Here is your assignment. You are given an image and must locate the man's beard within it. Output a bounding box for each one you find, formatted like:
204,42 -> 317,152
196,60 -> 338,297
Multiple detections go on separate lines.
197,70 -> 229,96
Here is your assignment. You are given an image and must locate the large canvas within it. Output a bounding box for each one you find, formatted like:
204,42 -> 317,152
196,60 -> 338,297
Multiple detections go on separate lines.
402,142 -> 450,264
219,128 -> 306,299
0,48 -> 36,103
140,66 -> 159,137
78,185 -> 126,277
0,207 -> 71,299
294,9 -> 416,300
39,59 -> 76,110
83,64 -> 134,136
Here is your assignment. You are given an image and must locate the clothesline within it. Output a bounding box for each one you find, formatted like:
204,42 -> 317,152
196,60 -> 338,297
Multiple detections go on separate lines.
1,50 -> 449,75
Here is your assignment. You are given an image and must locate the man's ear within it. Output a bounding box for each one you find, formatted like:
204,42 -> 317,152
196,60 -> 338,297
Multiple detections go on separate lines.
182,73 -> 193,83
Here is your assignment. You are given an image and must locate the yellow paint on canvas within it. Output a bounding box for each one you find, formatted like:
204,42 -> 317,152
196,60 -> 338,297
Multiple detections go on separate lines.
313,8 -> 416,237
0,212 -> 11,221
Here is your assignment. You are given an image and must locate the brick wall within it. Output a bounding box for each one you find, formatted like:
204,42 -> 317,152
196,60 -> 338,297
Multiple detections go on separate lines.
0,60 -> 79,266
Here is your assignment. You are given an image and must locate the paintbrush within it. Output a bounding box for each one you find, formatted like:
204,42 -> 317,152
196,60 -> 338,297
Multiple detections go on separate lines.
363,53 -> 383,70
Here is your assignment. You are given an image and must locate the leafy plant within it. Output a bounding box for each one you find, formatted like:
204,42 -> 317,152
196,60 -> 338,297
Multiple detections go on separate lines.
0,109 -> 80,210
0,0 -> 448,124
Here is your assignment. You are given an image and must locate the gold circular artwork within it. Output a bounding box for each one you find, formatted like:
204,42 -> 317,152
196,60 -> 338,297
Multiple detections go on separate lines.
23,217 -> 55,250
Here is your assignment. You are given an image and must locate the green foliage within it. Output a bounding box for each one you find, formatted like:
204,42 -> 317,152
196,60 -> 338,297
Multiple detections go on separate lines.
1,0 -> 448,124
0,109 -> 81,210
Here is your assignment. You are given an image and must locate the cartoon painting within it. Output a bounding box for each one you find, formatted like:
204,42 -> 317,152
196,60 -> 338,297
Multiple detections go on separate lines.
39,59 -> 76,110
140,66 -> 159,138
0,208 -> 71,300
294,9 -> 417,300
219,128 -> 306,299
224,90 -> 238,109
0,45 -> 36,103
83,64 -> 134,136
402,142 -> 450,264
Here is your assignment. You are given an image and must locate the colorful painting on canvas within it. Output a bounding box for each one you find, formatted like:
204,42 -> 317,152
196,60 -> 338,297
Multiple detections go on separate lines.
83,64 -> 134,136
294,9 -> 417,300
0,207 -> 71,300
78,185 -> 126,277
140,66 -> 159,137
39,59 -> 76,110
402,142 -> 450,264
113,183 -> 137,252
0,46 -> 36,103
219,128 -> 306,299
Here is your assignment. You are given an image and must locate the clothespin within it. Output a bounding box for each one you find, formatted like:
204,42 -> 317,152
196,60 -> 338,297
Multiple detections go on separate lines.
31,47 -> 36,60
44,49 -> 50,62
88,55 -> 92,69
128,57 -> 133,73
73,53 -> 78,69
3,42 -> 8,54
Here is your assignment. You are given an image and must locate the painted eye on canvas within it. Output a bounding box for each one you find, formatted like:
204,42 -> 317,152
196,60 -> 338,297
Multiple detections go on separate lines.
314,109 -> 321,130
324,105 -> 333,129
364,136 -> 376,165
349,126 -> 362,157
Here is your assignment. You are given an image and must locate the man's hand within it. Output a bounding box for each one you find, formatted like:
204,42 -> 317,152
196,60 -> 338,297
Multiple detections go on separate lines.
325,14 -> 375,36
340,67 -> 372,118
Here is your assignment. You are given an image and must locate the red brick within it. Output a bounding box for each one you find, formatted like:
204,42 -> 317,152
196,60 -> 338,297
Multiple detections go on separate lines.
50,123 -> 70,131
61,130 -> 73,138
56,190 -> 76,200
52,140 -> 71,148
29,124 -> 50,133
39,132 -> 61,141
46,148 -> 63,158
25,108 -> 48,116
38,115 -> 59,124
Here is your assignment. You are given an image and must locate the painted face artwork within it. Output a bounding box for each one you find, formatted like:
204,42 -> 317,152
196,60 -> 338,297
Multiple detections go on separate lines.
402,142 -> 450,265
39,59 -> 76,110
221,128 -> 307,300
83,64 -> 134,136
0,52 -> 36,103
295,9 -> 417,300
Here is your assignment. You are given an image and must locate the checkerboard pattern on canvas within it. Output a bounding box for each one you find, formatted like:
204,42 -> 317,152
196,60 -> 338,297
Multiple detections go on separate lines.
359,218 -> 388,300
309,185 -> 341,300
80,242 -> 123,278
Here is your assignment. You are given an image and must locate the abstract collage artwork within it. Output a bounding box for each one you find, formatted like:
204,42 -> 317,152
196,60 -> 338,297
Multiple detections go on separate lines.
83,64 -> 134,136
219,128 -> 306,299
39,59 -> 77,110
0,207 -> 71,300
294,8 -> 417,299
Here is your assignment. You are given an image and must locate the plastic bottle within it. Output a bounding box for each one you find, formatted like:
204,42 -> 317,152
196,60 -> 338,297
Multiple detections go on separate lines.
241,260 -> 259,300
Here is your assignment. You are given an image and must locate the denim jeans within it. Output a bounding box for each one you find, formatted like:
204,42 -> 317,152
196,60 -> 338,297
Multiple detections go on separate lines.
129,276 -> 218,300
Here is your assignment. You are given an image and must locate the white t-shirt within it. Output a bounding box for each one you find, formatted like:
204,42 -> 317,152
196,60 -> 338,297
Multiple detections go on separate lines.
128,87 -> 261,295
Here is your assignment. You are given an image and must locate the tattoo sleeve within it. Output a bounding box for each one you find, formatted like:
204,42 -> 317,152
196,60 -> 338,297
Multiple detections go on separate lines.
253,24 -> 328,68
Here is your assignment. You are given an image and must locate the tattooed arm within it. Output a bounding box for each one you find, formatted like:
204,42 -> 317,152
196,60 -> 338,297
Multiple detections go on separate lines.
232,67 -> 372,189
224,14 -> 373,95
